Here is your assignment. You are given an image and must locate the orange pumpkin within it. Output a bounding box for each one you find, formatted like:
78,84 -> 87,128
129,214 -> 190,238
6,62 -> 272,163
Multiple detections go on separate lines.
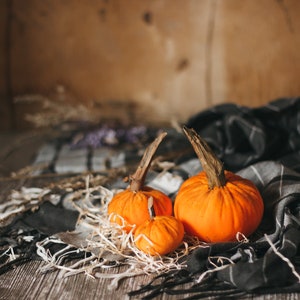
134,197 -> 184,255
108,132 -> 173,232
174,126 -> 264,243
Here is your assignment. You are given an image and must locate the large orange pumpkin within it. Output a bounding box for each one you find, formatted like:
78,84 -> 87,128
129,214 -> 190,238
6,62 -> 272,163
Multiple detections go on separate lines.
108,132 -> 173,232
174,126 -> 264,243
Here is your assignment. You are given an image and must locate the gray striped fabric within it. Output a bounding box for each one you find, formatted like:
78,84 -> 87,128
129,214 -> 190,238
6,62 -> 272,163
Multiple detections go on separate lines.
129,98 -> 300,298
129,161 -> 300,298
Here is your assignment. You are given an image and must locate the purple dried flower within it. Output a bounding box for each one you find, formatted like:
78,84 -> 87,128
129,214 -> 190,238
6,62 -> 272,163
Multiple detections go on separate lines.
70,125 -> 149,149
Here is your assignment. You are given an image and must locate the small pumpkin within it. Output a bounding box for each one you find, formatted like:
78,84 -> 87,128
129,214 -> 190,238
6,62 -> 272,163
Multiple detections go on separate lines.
174,126 -> 264,243
134,196 -> 184,255
108,132 -> 173,232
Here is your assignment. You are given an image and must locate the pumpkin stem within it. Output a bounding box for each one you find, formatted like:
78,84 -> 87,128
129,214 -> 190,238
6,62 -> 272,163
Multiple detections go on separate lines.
182,126 -> 226,189
147,196 -> 156,219
129,131 -> 167,192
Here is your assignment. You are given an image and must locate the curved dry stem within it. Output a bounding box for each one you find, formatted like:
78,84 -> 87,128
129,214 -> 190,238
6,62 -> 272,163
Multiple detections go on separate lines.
183,126 -> 226,189
129,131 -> 167,192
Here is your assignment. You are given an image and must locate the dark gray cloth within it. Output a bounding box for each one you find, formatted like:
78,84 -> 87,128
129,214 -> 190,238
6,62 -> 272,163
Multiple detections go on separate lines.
129,161 -> 300,299
187,97 -> 300,171
0,201 -> 80,274
129,98 -> 300,298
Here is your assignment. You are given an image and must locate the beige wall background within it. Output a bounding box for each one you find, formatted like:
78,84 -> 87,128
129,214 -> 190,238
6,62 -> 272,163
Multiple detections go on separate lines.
1,0 -> 300,130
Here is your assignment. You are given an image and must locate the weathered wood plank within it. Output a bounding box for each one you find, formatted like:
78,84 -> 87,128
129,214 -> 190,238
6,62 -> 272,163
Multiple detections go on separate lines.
0,260 -> 299,300
6,0 -> 300,130
0,0 -> 14,131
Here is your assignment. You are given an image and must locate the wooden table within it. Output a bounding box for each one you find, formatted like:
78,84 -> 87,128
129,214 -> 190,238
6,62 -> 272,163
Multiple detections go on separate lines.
1,259 -> 299,300
0,132 -> 299,300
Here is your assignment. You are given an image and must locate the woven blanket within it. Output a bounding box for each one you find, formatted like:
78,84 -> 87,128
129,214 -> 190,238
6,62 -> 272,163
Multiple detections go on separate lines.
1,98 -> 300,299
129,161 -> 300,298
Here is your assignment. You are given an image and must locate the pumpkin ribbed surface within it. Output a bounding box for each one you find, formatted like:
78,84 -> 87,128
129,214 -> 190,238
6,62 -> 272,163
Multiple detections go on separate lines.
108,186 -> 173,232
134,215 -> 184,255
174,170 -> 264,242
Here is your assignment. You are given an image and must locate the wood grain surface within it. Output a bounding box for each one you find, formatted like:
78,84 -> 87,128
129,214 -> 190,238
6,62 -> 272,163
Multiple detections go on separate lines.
1,1 -> 300,129
1,259 -> 299,300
